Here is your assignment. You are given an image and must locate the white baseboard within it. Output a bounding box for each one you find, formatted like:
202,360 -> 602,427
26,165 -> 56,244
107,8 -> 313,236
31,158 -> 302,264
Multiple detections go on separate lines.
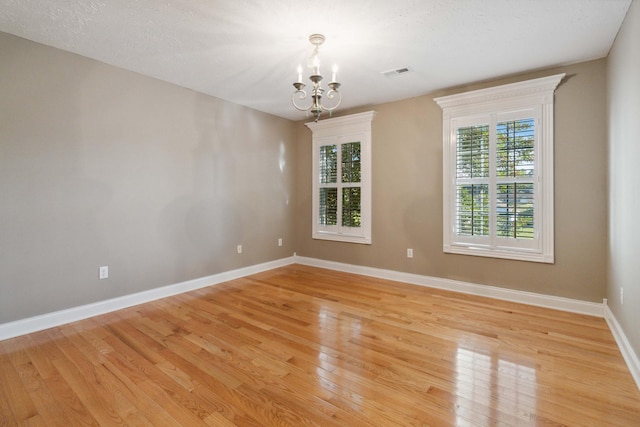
604,302 -> 640,391
2,254 -> 603,342
0,256 -> 295,341
0,254 -> 605,339
294,256 -> 604,317
4,254 -> 635,391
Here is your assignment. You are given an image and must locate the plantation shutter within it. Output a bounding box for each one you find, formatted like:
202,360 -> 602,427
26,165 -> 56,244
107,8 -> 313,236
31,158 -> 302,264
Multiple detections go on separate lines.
496,118 -> 536,240
455,124 -> 490,237
453,115 -> 538,248
318,141 -> 362,228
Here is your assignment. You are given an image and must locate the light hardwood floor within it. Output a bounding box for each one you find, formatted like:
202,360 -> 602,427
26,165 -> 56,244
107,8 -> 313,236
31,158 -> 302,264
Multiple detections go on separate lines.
1,264 -> 639,426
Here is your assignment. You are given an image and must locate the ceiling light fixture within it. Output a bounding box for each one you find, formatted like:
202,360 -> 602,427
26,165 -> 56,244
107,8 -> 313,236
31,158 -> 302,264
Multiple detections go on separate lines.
292,34 -> 341,122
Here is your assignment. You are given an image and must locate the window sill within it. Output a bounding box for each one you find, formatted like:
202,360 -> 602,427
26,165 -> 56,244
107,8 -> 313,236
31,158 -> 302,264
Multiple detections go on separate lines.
313,232 -> 372,245
444,244 -> 554,264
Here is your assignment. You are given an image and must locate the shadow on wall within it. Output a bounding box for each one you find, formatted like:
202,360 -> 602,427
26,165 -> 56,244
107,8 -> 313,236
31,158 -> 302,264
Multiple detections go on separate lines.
157,94 -> 246,280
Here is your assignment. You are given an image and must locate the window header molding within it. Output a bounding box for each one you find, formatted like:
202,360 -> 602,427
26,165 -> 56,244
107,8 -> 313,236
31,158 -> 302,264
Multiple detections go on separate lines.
434,74 -> 565,116
305,111 -> 376,136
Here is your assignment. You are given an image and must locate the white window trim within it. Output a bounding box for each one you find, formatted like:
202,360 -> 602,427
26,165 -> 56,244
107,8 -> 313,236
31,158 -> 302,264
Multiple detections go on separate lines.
306,111 -> 376,244
435,74 -> 564,263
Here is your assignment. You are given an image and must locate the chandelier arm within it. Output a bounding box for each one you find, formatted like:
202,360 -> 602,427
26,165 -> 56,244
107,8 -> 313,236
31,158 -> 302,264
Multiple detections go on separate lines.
291,89 -> 312,112
319,89 -> 342,111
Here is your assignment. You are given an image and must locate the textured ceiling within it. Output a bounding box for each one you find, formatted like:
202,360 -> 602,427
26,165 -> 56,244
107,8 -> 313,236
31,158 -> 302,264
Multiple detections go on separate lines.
0,0 -> 632,120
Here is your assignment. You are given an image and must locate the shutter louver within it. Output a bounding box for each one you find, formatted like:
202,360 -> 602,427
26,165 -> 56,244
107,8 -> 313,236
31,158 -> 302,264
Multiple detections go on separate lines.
457,125 -> 489,179
496,119 -> 535,240
456,125 -> 490,236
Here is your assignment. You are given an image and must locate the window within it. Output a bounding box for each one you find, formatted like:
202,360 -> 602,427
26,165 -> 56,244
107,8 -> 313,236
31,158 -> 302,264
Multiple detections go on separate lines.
306,111 -> 375,244
435,74 -> 564,263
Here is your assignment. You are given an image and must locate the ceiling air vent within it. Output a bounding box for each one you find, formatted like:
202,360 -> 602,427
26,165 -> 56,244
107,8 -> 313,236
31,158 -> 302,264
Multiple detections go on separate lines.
381,67 -> 411,77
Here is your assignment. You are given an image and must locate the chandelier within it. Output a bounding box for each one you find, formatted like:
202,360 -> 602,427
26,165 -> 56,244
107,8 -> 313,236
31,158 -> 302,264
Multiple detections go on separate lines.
292,34 -> 342,121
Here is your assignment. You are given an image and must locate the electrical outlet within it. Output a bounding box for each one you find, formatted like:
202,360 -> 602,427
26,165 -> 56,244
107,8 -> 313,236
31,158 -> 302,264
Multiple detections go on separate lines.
237,244 -> 242,254
278,238 -> 283,247
99,266 -> 109,280
407,248 -> 413,258
621,287 -> 624,305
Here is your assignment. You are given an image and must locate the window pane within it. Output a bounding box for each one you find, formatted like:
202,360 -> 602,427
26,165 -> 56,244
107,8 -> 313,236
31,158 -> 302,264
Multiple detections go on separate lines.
497,119 -> 535,177
319,188 -> 338,225
319,145 -> 337,183
457,125 -> 489,178
496,183 -> 534,239
342,187 -> 361,227
456,184 -> 489,236
341,142 -> 361,183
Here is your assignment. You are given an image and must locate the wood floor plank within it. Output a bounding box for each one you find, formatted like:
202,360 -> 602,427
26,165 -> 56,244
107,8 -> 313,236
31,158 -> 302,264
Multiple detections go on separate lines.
98,321 -> 219,424
1,264 -> 640,426
23,333 -> 102,427
0,352 -> 21,425
0,341 -> 39,424
47,333 -> 127,426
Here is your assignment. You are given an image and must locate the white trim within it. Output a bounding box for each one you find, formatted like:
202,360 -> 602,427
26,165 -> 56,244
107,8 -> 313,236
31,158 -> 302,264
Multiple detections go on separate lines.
442,245 -> 554,263
0,254 -> 603,336
305,111 -> 377,135
604,301 -> 640,391
434,74 -> 566,112
294,255 -> 603,317
0,256 -> 295,341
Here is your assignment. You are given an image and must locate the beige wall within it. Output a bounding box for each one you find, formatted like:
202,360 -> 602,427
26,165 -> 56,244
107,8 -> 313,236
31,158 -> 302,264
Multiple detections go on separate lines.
0,32 -> 296,323
0,28 -> 613,326
607,0 -> 640,357
295,59 -> 608,302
